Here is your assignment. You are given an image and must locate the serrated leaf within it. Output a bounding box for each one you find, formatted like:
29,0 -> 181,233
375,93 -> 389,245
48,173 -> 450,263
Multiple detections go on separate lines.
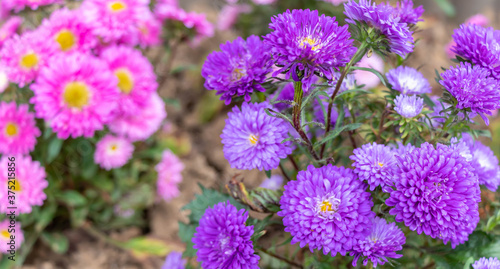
182,184 -> 237,223
314,123 -> 362,148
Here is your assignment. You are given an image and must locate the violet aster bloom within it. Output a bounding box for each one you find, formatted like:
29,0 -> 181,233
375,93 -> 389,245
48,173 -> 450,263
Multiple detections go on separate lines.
350,217 -> 405,268
386,66 -> 431,95
279,164 -> 374,256
439,62 -> 500,125
394,0 -> 424,25
202,35 -> 272,105
192,201 -> 260,269
264,9 -> 355,81
350,142 -> 397,191
462,134 -> 500,191
473,257 -> 500,269
94,134 -> 134,170
394,94 -> 424,118
221,102 -> 292,171
447,137 -> 472,162
162,251 -> 186,269
386,143 -> 481,248
392,141 -> 415,156
0,102 -> 41,155
452,24 -> 500,79
344,0 -> 414,57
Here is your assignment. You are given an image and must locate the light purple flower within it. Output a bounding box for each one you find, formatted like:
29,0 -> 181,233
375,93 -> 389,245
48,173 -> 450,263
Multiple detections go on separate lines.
350,142 -> 397,191
279,164 -> 374,256
221,102 -> 292,171
94,134 -> 134,170
386,66 -> 431,95
394,94 -> 424,118
473,257 -> 500,269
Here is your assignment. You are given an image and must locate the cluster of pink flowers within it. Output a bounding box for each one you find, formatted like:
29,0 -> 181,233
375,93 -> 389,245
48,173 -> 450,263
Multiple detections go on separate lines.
0,0 -> 200,229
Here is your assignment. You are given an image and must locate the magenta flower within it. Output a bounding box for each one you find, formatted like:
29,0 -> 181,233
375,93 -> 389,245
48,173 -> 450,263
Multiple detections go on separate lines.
0,155 -> 48,214
0,16 -> 22,47
94,134 -> 134,170
156,150 -> 184,202
0,102 -> 40,155
0,219 -> 23,254
31,52 -> 119,139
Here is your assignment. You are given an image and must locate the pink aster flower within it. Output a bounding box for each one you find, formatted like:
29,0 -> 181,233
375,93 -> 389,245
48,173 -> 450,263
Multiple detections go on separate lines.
2,0 -> 62,12
252,0 -> 277,4
155,150 -> 184,202
135,9 -> 162,48
0,219 -> 24,254
320,0 -> 348,5
31,52 -> 119,139
354,53 -> 384,89
100,45 -> 158,115
0,155 -> 48,214
217,4 -> 251,31
81,0 -> 149,44
465,14 -> 489,27
0,102 -> 41,155
0,30 -> 57,87
0,16 -> 22,47
39,8 -> 97,53
108,92 -> 166,142
156,6 -> 214,46
94,134 -> 134,170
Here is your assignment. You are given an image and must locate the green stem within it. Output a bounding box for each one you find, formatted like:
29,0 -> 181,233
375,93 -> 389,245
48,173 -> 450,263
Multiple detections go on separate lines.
320,42 -> 370,157
257,247 -> 303,269
292,81 -> 320,161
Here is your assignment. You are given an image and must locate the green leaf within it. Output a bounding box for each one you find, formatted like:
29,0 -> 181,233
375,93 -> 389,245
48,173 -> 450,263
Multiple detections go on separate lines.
41,232 -> 69,254
434,0 -> 455,16
55,190 -> 87,207
314,123 -> 362,148
178,222 -> 197,257
70,207 -> 89,228
265,170 -> 272,178
121,237 -> 170,258
182,184 -> 237,223
47,137 -> 63,164
36,202 -> 57,232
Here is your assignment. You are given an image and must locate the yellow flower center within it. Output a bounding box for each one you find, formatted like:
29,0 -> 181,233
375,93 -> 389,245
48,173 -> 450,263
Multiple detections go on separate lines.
109,1 -> 126,12
110,144 -> 118,151
115,69 -> 134,94
9,179 -> 21,192
320,201 -> 333,212
63,82 -> 90,109
300,37 -> 320,51
248,134 -> 258,145
378,162 -> 384,167
1,230 -> 10,239
5,123 -> 18,137
231,68 -> 247,81
20,52 -> 39,69
55,30 -> 76,51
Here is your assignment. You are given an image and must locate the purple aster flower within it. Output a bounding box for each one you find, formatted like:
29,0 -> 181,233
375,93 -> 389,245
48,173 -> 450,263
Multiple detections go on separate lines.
462,133 -> 500,191
264,9 -> 355,81
350,217 -> 405,268
259,174 -> 284,190
386,142 -> 481,248
447,137 -> 472,162
202,35 -> 272,105
473,257 -> 500,269
392,141 -> 416,156
221,102 -> 292,171
386,66 -> 431,94
394,0 -> 424,25
439,62 -> 500,125
452,24 -> 500,79
162,251 -> 186,269
350,142 -> 397,191
192,201 -> 260,269
394,94 -> 424,118
278,164 -> 375,256
344,0 -> 414,57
